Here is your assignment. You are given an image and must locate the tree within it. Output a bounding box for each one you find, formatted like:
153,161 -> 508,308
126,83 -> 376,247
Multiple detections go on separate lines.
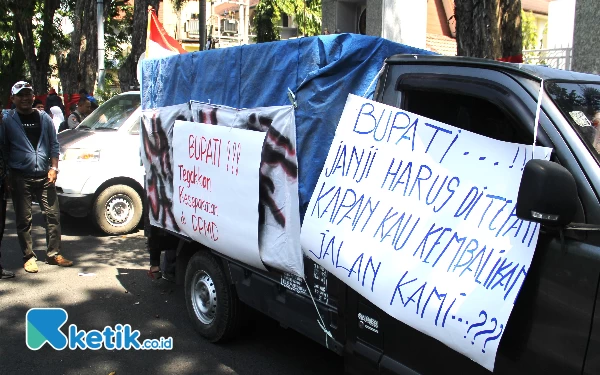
498,0 -> 522,59
118,0 -> 160,92
0,0 -> 130,102
254,0 -> 280,43
9,0 -> 61,93
55,0 -> 126,94
0,1 -> 26,102
454,0 -> 522,60
58,0 -> 128,96
252,0 -> 321,43
521,11 -> 538,50
282,0 -> 321,37
56,0 -> 84,96
100,0 -> 135,97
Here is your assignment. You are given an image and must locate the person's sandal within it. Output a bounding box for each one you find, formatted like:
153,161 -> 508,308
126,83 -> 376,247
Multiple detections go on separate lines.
24,258 -> 39,273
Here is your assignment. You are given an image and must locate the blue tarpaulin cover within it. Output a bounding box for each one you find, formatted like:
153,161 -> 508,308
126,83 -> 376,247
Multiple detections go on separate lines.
141,33 -> 434,219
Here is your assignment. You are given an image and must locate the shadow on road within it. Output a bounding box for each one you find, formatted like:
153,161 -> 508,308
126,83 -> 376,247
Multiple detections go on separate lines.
0,266 -> 343,375
0,205 -> 344,375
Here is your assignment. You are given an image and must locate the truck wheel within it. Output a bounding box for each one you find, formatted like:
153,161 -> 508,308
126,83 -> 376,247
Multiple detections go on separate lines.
92,184 -> 143,235
185,251 -> 242,343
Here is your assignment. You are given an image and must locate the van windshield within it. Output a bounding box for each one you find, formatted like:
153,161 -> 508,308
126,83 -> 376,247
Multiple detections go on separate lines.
547,82 -> 600,159
77,93 -> 140,130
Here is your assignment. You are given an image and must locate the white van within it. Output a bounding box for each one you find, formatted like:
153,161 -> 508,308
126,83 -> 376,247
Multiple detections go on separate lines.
56,92 -> 144,235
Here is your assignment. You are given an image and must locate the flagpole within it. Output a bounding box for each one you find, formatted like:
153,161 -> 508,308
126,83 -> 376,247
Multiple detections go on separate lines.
199,0 -> 207,50
146,6 -> 154,59
97,0 -> 105,91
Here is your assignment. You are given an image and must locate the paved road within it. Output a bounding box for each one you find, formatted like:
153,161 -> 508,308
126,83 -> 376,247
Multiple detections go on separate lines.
0,203 -> 343,375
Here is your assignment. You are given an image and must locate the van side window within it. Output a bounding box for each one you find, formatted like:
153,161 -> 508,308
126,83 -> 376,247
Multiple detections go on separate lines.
402,89 -> 531,144
129,115 -> 141,135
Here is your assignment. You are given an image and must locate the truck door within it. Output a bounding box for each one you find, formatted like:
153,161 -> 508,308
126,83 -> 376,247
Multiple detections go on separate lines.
345,62 -> 600,375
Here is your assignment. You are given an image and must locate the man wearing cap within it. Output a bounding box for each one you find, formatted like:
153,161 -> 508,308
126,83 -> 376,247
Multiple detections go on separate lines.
67,96 -> 91,129
2,81 -> 73,273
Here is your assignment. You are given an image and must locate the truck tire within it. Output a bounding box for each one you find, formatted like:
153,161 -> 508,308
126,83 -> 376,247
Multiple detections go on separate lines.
92,184 -> 143,235
185,251 -> 242,343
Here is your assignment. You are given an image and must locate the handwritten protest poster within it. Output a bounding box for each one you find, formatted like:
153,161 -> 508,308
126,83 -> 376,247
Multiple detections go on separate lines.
173,120 -> 267,270
300,94 -> 552,371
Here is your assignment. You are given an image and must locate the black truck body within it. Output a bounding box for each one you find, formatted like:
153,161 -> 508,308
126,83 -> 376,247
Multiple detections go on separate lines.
142,38 -> 600,375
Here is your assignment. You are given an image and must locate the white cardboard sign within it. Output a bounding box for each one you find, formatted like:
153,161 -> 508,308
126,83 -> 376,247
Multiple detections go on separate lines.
300,94 -> 552,371
173,120 -> 267,270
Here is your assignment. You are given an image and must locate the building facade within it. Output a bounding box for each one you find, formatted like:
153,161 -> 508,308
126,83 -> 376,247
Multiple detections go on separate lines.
159,0 -> 299,50
321,0 -> 554,56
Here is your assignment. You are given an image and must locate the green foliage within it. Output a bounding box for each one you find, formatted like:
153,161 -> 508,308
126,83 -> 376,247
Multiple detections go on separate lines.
0,0 -> 133,98
104,0 -> 134,88
521,10 -> 539,50
252,0 -> 321,43
277,0 -> 321,37
253,0 -> 280,43
172,0 -> 187,12
94,86 -> 120,105
0,3 -> 27,103
53,4 -> 72,55
54,0 -> 132,91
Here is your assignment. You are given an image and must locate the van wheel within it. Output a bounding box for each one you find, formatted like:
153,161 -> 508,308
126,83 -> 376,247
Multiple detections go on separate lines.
185,251 -> 242,342
93,184 -> 142,235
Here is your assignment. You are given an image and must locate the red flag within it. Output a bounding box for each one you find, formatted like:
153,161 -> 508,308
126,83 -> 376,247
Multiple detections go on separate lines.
146,6 -> 187,59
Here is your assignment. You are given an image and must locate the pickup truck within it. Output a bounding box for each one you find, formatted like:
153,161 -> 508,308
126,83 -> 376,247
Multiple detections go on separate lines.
140,34 -> 600,374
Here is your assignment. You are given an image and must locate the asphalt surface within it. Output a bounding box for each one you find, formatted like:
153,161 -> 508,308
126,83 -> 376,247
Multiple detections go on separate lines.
0,203 -> 343,375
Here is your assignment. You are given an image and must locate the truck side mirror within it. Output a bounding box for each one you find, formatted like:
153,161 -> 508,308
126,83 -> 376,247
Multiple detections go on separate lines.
516,159 -> 578,227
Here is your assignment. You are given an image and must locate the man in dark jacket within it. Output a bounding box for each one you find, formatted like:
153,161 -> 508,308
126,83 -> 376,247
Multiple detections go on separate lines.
2,81 -> 73,273
44,88 -> 65,116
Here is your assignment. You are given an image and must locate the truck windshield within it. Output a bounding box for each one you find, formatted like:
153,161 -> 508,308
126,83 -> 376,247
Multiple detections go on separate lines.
77,93 -> 140,130
547,82 -> 600,159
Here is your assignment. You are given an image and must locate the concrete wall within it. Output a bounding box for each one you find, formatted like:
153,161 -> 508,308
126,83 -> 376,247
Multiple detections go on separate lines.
322,0 -> 426,48
337,1 -> 361,33
366,0 -> 382,36
547,0 -> 575,48
572,0 -> 600,74
322,0 -> 337,33
534,15 -> 548,49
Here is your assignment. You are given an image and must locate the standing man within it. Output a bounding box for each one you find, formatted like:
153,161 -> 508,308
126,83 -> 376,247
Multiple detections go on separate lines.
67,97 -> 91,129
3,81 -> 73,273
0,110 -> 14,279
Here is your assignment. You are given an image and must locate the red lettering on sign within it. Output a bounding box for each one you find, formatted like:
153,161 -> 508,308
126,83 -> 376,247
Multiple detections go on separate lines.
188,135 -> 222,167
191,214 -> 219,241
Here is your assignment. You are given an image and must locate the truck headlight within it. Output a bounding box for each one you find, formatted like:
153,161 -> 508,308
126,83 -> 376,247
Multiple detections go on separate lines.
63,149 -> 101,161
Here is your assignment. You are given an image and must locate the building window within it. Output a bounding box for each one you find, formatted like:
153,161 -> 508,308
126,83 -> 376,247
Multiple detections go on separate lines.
282,13 -> 289,27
